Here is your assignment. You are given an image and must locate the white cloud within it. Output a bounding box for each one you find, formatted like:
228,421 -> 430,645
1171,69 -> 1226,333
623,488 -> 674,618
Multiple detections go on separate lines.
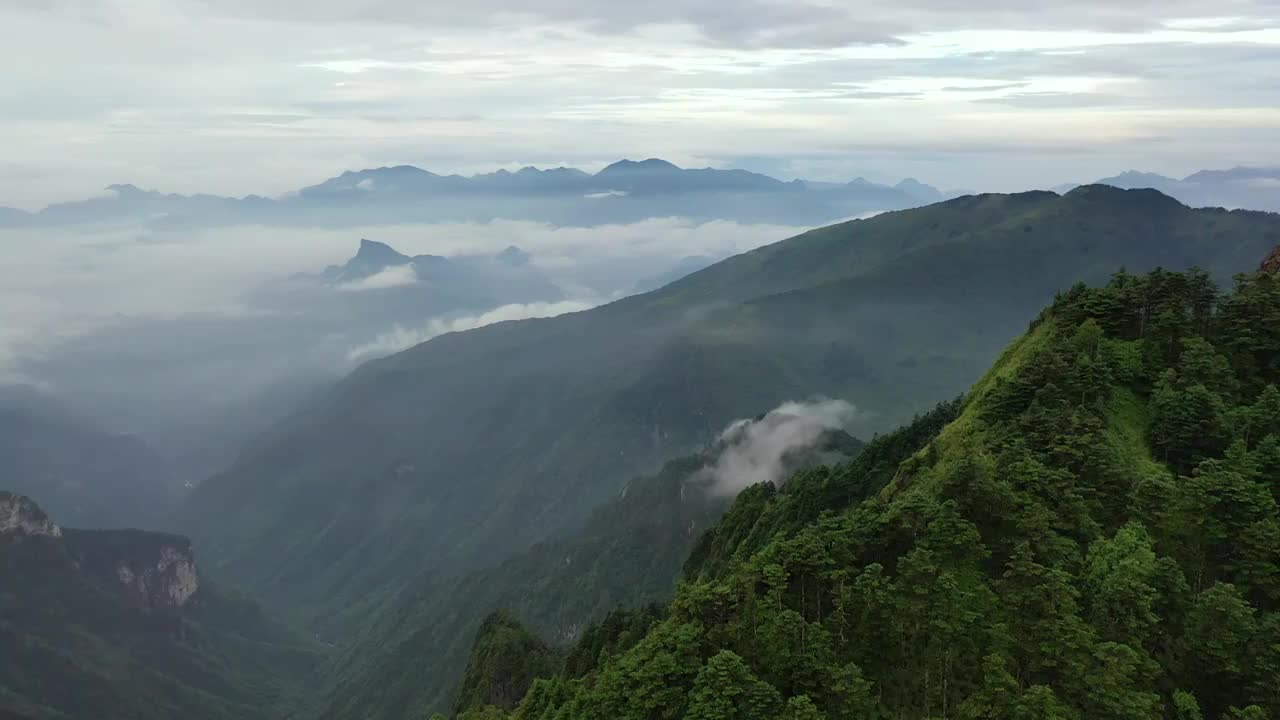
335,263 -> 417,291
0,215 -> 803,376
1,1 -> 1278,206
695,397 -> 857,498
347,299 -> 596,361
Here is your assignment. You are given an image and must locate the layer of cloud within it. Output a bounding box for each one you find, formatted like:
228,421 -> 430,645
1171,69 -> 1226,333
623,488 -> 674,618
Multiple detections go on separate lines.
347,299 -> 596,362
695,398 -> 857,498
1,215 -> 800,391
335,263 -> 417,291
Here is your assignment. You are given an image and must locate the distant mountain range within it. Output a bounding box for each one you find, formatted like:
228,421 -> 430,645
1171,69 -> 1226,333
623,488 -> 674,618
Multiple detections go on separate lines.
0,159 -> 961,229
1055,166 -> 1280,212
5,160 -> 1275,231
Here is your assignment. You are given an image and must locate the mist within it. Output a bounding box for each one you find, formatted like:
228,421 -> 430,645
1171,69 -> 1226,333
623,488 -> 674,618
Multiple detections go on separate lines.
695,398 -> 857,498
0,215 -> 812,481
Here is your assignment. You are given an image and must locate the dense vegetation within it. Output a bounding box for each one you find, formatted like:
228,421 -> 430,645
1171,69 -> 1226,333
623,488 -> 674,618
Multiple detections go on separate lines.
0,500 -> 322,720
456,263 -> 1280,720
318,430 -> 862,719
453,611 -> 562,716
182,187 -> 1280,646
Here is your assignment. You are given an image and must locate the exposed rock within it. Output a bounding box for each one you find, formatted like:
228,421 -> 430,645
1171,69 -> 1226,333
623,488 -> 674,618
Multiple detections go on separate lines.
1,492 -> 200,609
0,491 -> 62,539
1261,246 -> 1280,274
62,528 -> 202,609
112,542 -> 200,609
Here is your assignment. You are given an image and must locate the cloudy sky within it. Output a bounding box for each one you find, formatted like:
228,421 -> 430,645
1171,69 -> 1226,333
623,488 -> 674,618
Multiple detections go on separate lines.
3,0 -> 1280,208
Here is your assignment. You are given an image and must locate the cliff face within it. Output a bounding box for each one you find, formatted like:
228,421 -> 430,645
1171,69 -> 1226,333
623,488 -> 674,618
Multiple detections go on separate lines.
63,529 -> 201,609
107,538 -> 200,609
1261,246 -> 1280,273
0,491 -> 62,538
0,494 -> 320,720
0,491 -> 199,609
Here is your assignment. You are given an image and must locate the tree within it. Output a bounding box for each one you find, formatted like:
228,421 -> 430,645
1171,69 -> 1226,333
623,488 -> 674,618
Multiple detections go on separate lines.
684,650 -> 782,720
1182,583 -> 1258,716
1082,523 -> 1160,648
780,695 -> 826,720
999,544 -> 1092,685
1080,642 -> 1160,720
1150,376 -> 1227,470
1172,690 -> 1204,720
1173,461 -> 1276,589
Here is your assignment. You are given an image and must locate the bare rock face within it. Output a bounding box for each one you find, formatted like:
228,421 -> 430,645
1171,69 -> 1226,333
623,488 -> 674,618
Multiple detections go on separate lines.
0,491 -> 62,539
1261,246 -> 1280,274
111,541 -> 201,609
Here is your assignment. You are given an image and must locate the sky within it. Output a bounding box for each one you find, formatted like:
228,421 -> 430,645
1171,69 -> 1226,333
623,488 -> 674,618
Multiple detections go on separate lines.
2,0 -> 1280,208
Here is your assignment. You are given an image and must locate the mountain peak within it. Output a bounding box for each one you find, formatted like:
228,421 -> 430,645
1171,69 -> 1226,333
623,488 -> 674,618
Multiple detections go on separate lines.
598,158 -> 682,175
496,245 -> 532,266
321,239 -> 412,283
0,491 -> 62,539
105,183 -> 149,197
355,238 -> 410,264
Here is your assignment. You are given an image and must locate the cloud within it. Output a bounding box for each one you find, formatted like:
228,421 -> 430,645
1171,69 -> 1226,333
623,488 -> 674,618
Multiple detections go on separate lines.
347,299 -> 596,361
335,264 -> 417,291
694,397 -> 856,498
2,1 -> 1279,206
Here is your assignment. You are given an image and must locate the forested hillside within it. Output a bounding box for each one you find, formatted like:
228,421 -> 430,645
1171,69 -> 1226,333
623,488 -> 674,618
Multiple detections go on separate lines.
457,260 -> 1280,720
181,187 -> 1280,643
0,493 -> 322,720
318,424 -> 863,719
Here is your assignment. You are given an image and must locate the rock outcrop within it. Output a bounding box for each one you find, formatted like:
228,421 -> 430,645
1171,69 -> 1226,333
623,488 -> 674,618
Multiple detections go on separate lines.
1261,246 -> 1280,274
112,540 -> 201,609
64,529 -> 201,609
0,492 -> 200,609
0,491 -> 62,538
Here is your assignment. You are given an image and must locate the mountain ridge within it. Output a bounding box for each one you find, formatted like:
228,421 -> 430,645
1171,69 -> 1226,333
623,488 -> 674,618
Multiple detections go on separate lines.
179,186 -> 1280,648
0,158 -> 949,228
447,257 -> 1280,720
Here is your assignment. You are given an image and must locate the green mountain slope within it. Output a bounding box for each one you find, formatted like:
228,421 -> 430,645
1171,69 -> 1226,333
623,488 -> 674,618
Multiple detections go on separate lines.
0,492 -> 322,720
475,260 -> 1280,720
316,422 -> 864,719
179,188 -> 1280,641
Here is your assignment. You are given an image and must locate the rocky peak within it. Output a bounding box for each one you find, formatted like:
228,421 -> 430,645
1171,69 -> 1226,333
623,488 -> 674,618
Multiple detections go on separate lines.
0,491 -> 62,539
1261,246 -> 1280,274
322,239 -> 413,283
